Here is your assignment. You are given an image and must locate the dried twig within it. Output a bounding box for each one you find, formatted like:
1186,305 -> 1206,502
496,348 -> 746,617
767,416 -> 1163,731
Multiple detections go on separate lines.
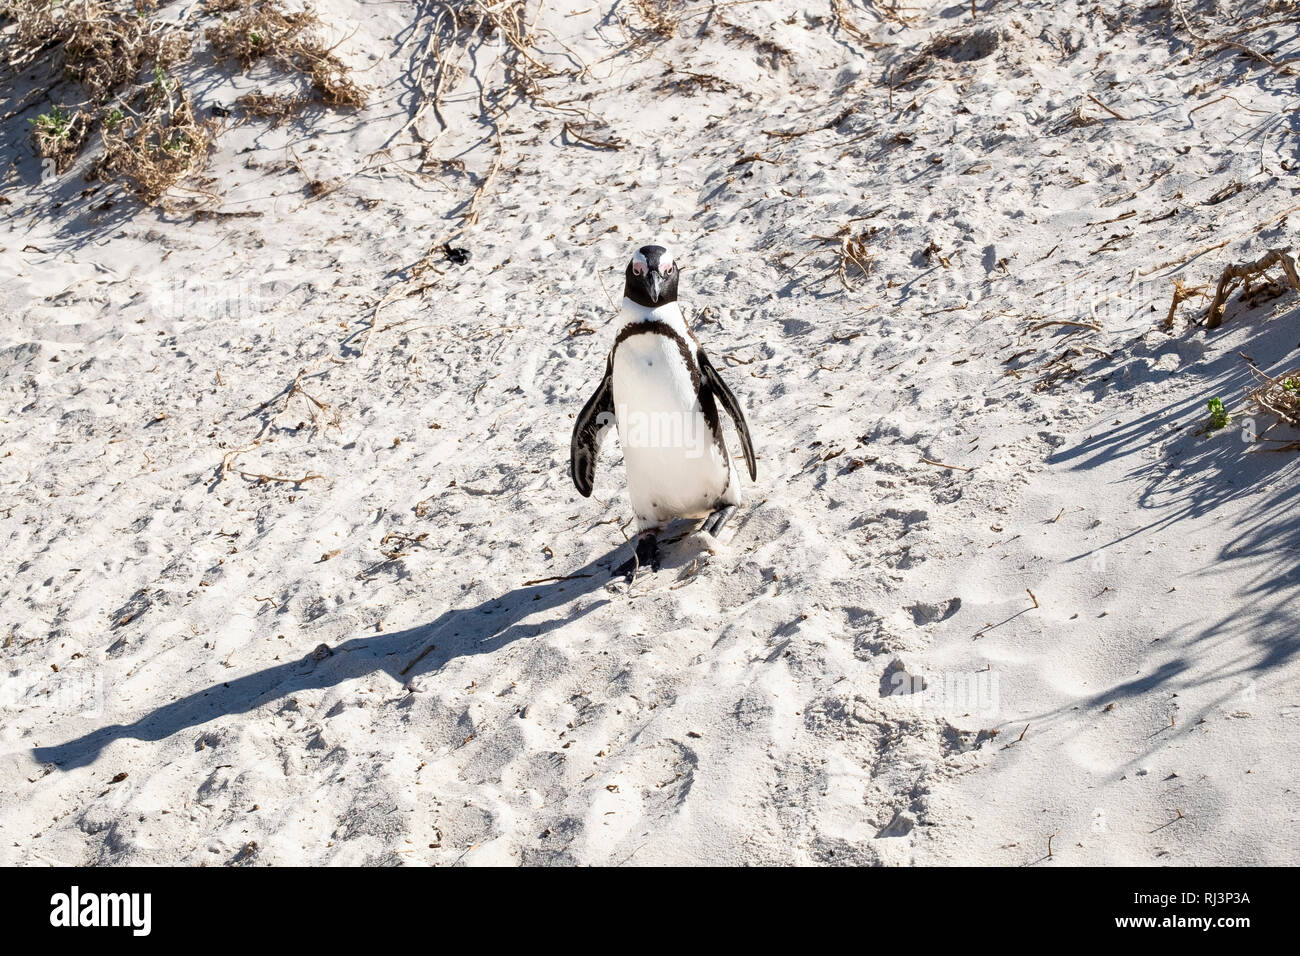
520,573 -> 593,586
219,367 -> 338,484
400,643 -> 438,676
1085,92 -> 1129,121
562,122 -> 623,151
462,150 -> 502,226
231,469 -> 325,486
921,457 -> 972,472
831,0 -> 904,48
797,220 -> 879,290
762,107 -> 855,140
1138,239 -> 1231,277
1027,319 -> 1101,333
1174,0 -> 1298,76
1205,248 -> 1300,329
1247,365 -> 1300,431
1163,278 -> 1210,329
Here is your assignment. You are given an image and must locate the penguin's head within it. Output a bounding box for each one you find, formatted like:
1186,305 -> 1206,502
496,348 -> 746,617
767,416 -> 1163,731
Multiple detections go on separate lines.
623,244 -> 679,308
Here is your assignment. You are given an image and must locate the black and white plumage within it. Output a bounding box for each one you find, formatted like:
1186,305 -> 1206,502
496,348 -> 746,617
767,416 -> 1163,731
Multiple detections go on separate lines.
570,244 -> 757,579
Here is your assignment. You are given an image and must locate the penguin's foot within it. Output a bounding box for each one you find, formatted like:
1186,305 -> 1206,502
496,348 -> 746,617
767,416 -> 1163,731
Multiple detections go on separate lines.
699,505 -> 736,539
614,532 -> 660,582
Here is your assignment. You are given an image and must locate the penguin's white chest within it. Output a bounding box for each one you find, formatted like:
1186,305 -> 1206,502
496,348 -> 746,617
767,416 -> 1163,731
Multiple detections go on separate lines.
612,331 -> 733,527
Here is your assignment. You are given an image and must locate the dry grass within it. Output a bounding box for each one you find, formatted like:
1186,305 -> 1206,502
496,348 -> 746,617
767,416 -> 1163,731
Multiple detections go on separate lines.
205,0 -> 366,108
3,1 -> 193,98
1248,367 -> 1300,430
1,0 -> 65,69
830,227 -> 877,290
792,219 -> 880,291
470,0 -> 560,93
10,1 -> 197,188
718,13 -> 794,69
1174,0 -> 1299,77
831,0 -> 891,51
60,1 -> 193,102
1248,369 -> 1300,455
30,105 -> 92,172
5,0 -> 363,203
94,78 -> 213,203
235,90 -> 311,125
219,367 -> 339,486
7,2 -> 200,200
653,62 -> 737,96
632,0 -> 680,39
867,0 -> 918,24
381,0 -> 617,236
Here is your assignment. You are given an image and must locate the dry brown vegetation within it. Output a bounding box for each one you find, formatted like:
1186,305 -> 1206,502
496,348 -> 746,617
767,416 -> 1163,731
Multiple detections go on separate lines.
0,2 -> 194,100
205,0 -> 366,109
29,105 -> 93,172
58,2 -> 193,102
3,0 -> 363,204
94,82 -> 213,203
789,218 -> 880,291
1204,248 -> 1300,329
5,0 -> 200,190
235,90 -> 311,125
631,0 -> 681,39
1248,367 -> 1300,443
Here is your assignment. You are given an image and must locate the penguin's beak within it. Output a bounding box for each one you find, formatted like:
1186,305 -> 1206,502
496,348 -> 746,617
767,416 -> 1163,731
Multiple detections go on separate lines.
647,270 -> 663,304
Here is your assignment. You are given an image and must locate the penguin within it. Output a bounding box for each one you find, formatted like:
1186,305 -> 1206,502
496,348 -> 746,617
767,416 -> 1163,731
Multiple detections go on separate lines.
570,244 -> 757,580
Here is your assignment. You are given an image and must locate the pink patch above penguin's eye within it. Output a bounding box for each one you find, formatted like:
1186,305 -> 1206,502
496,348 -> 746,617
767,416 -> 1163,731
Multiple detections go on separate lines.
632,260 -> 647,276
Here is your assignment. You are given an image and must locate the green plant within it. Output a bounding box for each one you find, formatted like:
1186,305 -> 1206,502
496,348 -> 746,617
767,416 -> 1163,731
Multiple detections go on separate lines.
1207,397 -> 1230,431
31,106 -> 72,139
161,130 -> 190,153
1283,378 -> 1299,393
152,64 -> 174,92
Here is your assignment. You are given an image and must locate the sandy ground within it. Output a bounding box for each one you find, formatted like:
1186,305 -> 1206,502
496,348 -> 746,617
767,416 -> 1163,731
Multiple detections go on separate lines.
2,0 -> 1299,865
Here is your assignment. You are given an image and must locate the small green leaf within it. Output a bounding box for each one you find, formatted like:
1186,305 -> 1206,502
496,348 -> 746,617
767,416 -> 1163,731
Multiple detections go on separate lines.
1207,397 -> 1230,431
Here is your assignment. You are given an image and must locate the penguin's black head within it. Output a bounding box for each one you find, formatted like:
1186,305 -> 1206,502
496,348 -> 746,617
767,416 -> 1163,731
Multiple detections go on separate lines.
623,244 -> 679,308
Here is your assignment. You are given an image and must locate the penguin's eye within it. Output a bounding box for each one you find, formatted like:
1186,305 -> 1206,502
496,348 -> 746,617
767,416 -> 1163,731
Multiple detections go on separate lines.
632,260 -> 647,276
661,263 -> 673,275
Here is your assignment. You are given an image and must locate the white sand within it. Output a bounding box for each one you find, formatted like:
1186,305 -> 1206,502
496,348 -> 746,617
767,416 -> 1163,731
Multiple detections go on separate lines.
2,0 -> 1298,865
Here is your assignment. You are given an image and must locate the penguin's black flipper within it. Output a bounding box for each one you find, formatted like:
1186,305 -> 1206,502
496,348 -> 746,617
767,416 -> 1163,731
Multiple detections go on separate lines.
570,351 -> 615,497
697,349 -> 757,481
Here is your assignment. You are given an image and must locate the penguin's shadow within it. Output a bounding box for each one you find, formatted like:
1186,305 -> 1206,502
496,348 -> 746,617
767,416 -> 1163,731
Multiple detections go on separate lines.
32,549 -> 629,771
